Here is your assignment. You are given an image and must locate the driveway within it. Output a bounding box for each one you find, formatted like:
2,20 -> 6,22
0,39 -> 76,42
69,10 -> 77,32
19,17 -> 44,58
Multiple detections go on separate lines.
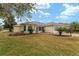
72,33 -> 79,37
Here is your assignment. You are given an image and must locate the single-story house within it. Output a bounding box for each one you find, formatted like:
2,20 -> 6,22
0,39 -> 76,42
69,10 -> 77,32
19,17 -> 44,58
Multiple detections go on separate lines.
13,21 -> 45,33
13,21 -> 70,34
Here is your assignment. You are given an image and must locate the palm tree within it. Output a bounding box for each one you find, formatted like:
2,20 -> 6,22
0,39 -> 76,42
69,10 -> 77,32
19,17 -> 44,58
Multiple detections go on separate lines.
0,3 -> 36,32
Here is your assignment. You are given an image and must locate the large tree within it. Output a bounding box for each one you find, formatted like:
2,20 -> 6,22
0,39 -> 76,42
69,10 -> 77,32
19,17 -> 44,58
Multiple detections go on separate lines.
0,3 -> 36,32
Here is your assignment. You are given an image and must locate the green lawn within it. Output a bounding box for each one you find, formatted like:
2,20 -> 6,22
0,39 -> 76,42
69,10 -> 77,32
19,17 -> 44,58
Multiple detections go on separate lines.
0,32 -> 79,56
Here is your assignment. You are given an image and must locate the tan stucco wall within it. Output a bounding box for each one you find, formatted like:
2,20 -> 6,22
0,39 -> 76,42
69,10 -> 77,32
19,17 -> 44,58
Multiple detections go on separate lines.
44,26 -> 56,33
13,24 -> 38,33
13,25 -> 24,32
45,26 -> 53,33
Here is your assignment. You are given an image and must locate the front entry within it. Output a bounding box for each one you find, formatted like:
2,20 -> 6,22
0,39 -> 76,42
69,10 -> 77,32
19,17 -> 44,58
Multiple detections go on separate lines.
28,25 -> 33,34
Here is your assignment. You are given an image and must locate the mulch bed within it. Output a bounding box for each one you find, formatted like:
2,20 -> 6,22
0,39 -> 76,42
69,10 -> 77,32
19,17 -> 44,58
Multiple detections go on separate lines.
9,32 -> 28,36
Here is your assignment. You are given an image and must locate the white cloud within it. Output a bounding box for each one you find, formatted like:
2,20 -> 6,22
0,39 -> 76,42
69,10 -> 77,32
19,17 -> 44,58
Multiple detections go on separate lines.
38,10 -> 51,17
34,3 -> 51,18
35,3 -> 51,9
56,4 -> 79,19
56,15 -> 68,19
61,4 -> 79,16
63,4 -> 71,8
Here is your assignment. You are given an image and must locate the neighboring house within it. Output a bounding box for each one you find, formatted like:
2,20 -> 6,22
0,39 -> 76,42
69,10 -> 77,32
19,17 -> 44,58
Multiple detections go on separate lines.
13,21 -> 70,33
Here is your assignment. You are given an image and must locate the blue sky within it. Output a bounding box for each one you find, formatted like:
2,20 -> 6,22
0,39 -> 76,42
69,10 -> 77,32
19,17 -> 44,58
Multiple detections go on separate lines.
0,3 -> 79,25
32,3 -> 79,23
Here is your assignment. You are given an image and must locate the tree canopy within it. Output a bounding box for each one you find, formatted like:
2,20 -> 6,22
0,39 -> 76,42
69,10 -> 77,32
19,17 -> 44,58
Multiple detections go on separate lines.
0,3 -> 36,32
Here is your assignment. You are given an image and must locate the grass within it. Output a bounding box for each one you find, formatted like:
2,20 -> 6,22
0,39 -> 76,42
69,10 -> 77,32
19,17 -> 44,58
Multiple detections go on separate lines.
0,32 -> 79,56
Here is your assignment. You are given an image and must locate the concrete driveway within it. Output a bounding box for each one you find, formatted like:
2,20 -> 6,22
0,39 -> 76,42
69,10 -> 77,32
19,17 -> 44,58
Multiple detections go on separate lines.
72,33 -> 79,37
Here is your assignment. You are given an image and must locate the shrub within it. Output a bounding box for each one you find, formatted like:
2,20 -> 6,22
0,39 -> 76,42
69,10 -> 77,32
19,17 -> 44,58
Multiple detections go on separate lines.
55,27 -> 66,36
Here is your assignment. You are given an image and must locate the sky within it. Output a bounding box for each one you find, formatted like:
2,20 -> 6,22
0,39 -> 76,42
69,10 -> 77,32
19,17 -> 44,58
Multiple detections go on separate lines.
32,3 -> 79,23
0,3 -> 79,25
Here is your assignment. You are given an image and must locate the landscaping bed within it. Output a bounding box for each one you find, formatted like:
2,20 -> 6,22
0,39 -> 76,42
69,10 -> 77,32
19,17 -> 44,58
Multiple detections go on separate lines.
9,32 -> 27,36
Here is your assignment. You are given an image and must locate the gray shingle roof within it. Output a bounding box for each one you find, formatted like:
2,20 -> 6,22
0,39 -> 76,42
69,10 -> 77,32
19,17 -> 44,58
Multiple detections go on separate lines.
20,21 -> 45,27
20,21 -> 70,27
45,22 -> 70,27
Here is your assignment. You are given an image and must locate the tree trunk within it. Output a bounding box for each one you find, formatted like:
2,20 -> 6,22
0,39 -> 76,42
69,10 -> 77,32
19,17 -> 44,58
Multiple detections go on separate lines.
9,25 -> 13,32
70,30 -> 72,36
59,31 -> 62,36
9,28 -> 12,32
